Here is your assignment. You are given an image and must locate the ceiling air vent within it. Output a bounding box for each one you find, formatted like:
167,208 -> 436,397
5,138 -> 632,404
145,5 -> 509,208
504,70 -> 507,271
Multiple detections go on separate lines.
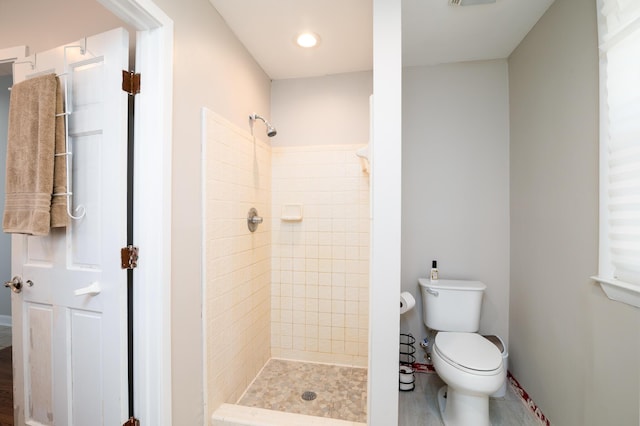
449,0 -> 496,6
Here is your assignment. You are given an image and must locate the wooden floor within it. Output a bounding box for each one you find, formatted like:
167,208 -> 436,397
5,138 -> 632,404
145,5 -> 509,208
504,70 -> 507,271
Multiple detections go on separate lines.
0,347 -> 12,426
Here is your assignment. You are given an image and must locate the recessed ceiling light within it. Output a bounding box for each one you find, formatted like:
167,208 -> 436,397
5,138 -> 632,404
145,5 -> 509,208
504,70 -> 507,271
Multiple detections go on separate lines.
296,32 -> 320,48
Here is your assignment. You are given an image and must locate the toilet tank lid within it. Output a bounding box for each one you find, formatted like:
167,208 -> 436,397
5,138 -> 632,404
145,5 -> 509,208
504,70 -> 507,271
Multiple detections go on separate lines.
418,278 -> 486,291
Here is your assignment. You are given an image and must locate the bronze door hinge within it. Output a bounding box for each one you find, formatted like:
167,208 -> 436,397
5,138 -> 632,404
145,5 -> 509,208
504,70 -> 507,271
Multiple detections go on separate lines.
121,245 -> 139,270
122,70 -> 141,95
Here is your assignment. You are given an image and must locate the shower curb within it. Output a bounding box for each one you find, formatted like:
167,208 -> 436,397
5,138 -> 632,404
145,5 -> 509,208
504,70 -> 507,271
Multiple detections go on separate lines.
211,403 -> 366,426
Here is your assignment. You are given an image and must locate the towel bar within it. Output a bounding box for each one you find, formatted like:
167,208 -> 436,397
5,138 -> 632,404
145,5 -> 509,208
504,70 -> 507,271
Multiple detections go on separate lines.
58,44 -> 88,220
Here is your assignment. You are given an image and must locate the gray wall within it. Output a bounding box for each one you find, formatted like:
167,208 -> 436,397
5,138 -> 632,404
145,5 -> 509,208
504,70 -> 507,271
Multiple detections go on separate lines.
509,0 -> 640,424
0,75 -> 11,320
402,60 -> 511,347
271,71 -> 372,147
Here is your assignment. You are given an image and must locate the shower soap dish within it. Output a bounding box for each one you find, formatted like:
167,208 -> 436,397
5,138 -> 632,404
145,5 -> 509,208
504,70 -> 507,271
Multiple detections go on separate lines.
281,204 -> 303,221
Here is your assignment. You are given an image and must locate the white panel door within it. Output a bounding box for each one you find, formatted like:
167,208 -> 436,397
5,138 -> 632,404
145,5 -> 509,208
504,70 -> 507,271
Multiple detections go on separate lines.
8,28 -> 129,426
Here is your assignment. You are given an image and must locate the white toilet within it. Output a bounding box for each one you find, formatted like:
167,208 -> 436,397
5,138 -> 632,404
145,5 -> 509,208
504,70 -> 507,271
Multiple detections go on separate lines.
418,278 -> 505,426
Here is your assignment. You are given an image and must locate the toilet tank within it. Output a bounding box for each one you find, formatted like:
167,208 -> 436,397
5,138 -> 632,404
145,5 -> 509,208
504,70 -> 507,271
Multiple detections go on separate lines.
418,278 -> 486,332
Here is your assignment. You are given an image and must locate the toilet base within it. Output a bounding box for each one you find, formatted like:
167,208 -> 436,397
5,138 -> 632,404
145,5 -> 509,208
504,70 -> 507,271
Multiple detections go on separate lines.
437,385 -> 490,426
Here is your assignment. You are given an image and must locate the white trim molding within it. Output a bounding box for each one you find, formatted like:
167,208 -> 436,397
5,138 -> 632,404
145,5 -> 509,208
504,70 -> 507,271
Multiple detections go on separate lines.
98,0 -> 174,424
595,0 -> 640,311
0,46 -> 28,64
369,0 -> 402,425
591,276 -> 640,309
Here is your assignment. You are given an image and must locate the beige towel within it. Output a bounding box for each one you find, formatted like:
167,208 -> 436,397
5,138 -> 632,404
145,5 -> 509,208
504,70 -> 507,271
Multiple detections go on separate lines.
3,73 -> 69,236
51,77 -> 69,229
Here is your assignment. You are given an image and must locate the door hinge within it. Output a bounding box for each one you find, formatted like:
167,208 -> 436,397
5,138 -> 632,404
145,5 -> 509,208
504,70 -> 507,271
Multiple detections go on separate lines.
122,70 -> 141,95
121,245 -> 139,270
123,417 -> 140,426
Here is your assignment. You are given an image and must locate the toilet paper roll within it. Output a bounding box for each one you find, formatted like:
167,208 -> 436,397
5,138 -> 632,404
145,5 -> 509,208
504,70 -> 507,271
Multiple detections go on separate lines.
400,291 -> 416,314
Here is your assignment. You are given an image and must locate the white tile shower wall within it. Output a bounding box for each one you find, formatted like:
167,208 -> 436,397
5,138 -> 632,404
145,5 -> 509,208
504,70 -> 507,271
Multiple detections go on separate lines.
203,110 -> 272,411
271,145 -> 370,366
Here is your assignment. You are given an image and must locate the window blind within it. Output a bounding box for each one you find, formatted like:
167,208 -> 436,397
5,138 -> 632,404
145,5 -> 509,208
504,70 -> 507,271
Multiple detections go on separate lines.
599,0 -> 640,287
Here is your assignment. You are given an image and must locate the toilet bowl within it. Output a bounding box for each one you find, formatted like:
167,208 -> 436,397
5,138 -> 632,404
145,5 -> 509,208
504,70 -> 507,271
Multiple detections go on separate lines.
418,278 -> 506,426
431,332 -> 505,426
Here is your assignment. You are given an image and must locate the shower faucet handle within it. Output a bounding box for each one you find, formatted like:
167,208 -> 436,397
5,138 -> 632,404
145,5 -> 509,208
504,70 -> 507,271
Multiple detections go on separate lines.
247,208 -> 263,232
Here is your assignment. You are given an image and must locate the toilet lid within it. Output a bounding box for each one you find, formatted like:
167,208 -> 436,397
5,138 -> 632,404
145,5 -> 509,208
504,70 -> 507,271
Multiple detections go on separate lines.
434,332 -> 502,372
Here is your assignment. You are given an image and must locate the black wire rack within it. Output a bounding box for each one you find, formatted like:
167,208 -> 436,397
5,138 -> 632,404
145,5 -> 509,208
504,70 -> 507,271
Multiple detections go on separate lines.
399,333 -> 416,391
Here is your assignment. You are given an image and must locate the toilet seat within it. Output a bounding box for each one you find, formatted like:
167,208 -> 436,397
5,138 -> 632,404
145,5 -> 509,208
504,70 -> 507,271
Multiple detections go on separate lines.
434,332 -> 502,376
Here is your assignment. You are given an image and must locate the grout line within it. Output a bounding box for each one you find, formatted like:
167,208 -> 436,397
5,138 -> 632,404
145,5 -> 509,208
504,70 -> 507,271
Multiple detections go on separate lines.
235,358 -> 273,404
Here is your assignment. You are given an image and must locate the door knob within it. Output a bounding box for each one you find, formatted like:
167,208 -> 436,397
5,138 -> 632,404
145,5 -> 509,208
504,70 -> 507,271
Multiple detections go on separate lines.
4,276 -> 32,294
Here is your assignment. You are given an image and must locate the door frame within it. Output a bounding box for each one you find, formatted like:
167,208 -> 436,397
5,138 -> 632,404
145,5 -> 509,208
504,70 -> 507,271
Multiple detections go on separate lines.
97,0 -> 173,424
0,1 -> 174,424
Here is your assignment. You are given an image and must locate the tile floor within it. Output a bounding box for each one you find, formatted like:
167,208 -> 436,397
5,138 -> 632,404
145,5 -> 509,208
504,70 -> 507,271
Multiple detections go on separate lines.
0,326 -> 549,425
238,359 -> 367,423
237,358 -> 544,425
399,371 -> 544,426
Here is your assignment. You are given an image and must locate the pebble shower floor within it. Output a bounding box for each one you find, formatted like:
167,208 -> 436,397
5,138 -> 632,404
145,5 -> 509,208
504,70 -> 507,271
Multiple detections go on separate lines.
237,358 -> 367,422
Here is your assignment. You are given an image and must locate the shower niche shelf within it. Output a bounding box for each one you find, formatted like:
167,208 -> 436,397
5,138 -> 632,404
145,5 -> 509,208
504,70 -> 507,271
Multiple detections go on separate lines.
281,204 -> 303,222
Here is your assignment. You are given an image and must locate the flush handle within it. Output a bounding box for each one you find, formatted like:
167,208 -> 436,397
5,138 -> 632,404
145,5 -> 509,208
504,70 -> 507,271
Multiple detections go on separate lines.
426,287 -> 439,297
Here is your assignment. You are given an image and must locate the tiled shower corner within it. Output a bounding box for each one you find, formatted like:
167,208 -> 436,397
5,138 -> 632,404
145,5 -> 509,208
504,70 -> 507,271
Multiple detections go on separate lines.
271,145 -> 370,366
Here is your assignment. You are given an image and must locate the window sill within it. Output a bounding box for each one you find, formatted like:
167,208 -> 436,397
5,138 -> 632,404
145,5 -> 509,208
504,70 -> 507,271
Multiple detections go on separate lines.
591,276 -> 640,309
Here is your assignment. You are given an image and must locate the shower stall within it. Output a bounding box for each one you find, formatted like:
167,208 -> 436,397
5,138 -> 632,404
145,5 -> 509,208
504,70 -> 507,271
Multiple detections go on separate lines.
202,103 -> 370,424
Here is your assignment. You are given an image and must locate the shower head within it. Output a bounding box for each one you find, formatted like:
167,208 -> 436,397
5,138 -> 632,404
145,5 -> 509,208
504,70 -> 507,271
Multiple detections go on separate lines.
266,124 -> 277,138
249,113 -> 277,137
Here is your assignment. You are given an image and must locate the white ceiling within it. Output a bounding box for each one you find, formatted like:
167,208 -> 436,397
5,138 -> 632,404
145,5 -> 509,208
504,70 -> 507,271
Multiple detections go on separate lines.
209,0 -> 373,80
403,0 -> 556,67
209,0 -> 555,81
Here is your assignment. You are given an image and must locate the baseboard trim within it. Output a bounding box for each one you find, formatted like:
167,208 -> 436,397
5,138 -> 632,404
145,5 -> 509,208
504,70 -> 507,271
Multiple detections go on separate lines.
0,315 -> 12,327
